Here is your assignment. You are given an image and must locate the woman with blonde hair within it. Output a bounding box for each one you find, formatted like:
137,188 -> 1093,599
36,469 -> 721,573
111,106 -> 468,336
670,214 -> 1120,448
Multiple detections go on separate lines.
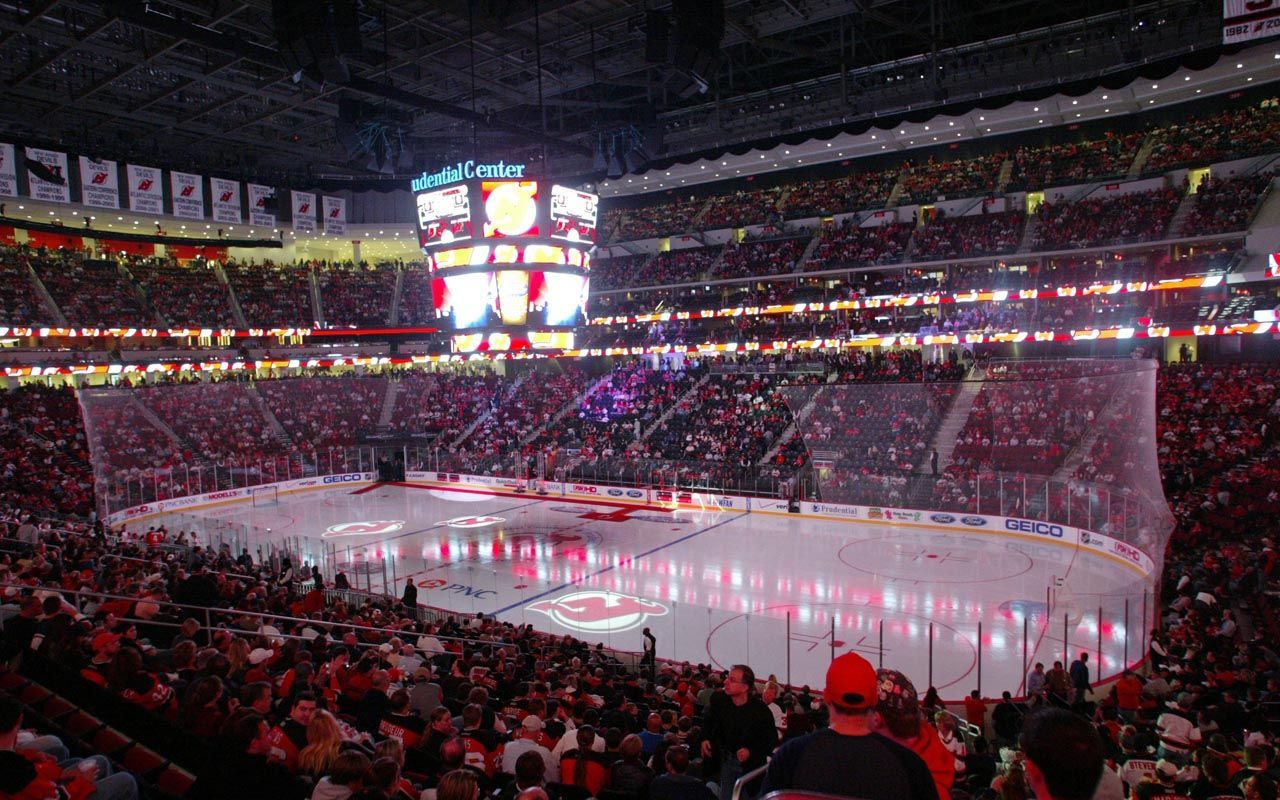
436,769 -> 480,800
298,709 -> 345,778
227,638 -> 252,679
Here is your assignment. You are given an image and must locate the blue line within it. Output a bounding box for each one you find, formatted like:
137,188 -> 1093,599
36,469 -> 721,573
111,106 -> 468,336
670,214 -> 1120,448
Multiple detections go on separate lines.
492,511 -> 747,615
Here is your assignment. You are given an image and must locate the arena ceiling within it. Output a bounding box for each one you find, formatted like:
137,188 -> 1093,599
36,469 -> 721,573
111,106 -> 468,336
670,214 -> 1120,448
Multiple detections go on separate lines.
0,0 -> 1234,188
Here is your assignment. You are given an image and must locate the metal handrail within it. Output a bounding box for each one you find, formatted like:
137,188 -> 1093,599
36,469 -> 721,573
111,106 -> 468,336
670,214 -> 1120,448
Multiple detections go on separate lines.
0,580 -> 523,655
732,764 -> 770,800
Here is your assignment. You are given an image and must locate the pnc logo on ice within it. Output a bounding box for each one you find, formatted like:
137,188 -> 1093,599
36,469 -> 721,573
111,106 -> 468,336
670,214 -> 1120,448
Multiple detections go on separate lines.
527,591 -> 668,634
322,520 -> 405,538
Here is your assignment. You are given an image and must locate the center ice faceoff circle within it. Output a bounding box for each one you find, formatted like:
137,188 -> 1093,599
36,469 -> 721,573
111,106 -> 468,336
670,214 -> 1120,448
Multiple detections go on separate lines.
322,520 -> 406,538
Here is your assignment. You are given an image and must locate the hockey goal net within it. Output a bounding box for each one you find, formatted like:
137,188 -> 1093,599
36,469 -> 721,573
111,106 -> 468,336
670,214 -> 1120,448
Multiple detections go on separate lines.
251,485 -> 279,507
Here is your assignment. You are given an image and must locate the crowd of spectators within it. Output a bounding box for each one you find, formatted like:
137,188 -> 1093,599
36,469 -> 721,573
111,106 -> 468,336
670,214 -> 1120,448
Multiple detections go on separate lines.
389,371 -> 504,446
714,237 -> 807,280
1006,132 -> 1145,191
1033,188 -> 1181,250
0,384 -> 93,516
591,255 -> 649,292
36,254 -> 155,328
1179,172 -> 1276,237
781,169 -> 900,219
950,362 -> 1112,476
1143,101 -> 1280,172
398,267 -> 435,326
259,377 -> 386,454
318,264 -> 398,328
527,361 -> 706,466
896,154 -> 1005,206
0,247 -> 56,325
634,371 -> 815,486
638,248 -> 724,287
614,197 -> 708,240
912,212 -> 1025,261
456,367 -> 591,463
224,261 -> 317,328
129,259 -> 238,328
138,381 -> 289,473
698,187 -> 785,229
807,222 -> 911,269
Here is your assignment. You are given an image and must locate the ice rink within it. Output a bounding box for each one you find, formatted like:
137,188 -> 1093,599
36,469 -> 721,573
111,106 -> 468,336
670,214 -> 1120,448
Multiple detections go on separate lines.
157,481 -> 1153,699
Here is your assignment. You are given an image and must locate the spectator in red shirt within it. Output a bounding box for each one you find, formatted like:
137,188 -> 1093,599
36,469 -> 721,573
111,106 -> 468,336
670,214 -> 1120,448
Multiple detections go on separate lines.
963,690 -> 987,736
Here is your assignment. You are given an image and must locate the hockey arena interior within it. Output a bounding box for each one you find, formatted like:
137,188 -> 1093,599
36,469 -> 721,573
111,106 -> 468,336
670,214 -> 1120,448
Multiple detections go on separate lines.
0,1 -> 1279,799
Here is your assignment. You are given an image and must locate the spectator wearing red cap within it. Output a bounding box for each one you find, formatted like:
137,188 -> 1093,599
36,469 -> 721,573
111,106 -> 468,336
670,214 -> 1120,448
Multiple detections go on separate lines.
761,653 -> 937,800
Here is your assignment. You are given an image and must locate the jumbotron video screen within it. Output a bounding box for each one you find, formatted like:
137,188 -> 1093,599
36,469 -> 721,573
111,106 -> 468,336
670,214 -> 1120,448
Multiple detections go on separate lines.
412,161 -> 596,353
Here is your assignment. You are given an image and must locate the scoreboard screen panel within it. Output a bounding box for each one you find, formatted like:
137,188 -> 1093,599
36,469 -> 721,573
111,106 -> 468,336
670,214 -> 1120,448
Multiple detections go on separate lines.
481,181 -> 540,238
550,184 -> 598,244
416,185 -> 472,249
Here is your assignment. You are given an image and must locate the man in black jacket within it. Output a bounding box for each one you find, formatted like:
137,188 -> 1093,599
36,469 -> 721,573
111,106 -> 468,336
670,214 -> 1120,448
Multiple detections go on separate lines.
700,664 -> 777,799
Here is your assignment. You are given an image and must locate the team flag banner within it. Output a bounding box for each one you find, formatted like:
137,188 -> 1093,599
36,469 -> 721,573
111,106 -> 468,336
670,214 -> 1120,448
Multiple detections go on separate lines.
0,143 -> 16,198
323,195 -> 346,236
291,190 -> 317,233
211,177 -> 242,224
78,156 -> 120,209
1223,0 -> 1280,42
126,164 -> 163,215
25,148 -> 70,203
248,183 -> 276,228
171,172 -> 205,220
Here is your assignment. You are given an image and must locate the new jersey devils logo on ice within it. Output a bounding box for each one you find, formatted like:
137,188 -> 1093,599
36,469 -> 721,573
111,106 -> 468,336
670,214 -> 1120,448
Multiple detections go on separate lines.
322,520 -> 405,538
440,515 -> 505,528
527,591 -> 668,634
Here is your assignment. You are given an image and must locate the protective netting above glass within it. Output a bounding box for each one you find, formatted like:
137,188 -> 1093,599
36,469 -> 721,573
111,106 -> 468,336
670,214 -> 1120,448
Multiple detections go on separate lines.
779,358 -> 1172,576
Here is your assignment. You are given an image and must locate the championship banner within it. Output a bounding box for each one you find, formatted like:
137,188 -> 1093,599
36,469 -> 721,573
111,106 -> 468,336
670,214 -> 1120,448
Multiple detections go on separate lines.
171,172 -> 205,220
1223,0 -> 1280,43
291,190 -> 317,233
248,183 -> 276,228
25,148 -> 70,203
126,164 -> 163,215
78,156 -> 119,209
323,195 -> 346,236
0,143 -> 16,198
211,177 -> 241,224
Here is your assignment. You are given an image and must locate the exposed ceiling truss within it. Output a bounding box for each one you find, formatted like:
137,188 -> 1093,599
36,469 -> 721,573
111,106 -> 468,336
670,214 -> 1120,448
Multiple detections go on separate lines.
0,0 -> 1228,186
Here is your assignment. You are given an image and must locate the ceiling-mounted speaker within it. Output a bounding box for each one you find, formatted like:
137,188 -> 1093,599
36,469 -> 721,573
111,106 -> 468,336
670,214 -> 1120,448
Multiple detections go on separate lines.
273,0 -> 361,87
645,11 -> 669,64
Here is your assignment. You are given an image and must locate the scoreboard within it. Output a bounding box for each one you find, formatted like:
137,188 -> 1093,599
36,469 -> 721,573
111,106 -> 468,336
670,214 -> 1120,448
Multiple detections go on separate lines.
412,162 -> 597,353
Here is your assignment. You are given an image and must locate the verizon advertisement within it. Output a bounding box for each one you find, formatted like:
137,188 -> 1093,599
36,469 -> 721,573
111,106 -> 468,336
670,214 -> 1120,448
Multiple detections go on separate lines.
78,156 -> 119,209
171,172 -> 205,220
25,147 -> 70,203
211,177 -> 241,224
323,195 -> 346,236
291,190 -> 316,233
126,164 -> 164,215
247,183 -> 276,228
0,143 -> 15,198
1223,0 -> 1280,43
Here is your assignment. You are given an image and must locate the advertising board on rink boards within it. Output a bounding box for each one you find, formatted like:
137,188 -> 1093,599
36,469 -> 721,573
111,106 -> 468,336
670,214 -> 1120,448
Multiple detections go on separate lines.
104,473 -> 375,525
378,472 -> 1155,577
